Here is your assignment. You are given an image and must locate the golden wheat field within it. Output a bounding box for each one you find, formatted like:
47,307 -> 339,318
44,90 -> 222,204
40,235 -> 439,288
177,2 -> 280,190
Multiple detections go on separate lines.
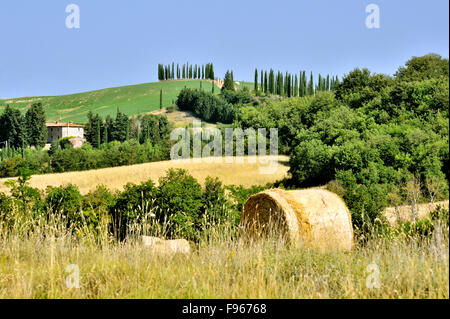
0,155 -> 289,195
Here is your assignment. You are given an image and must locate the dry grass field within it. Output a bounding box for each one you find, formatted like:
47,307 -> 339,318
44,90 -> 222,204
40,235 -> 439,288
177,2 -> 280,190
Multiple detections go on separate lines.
0,218 -> 448,299
383,201 -> 450,225
0,155 -> 289,195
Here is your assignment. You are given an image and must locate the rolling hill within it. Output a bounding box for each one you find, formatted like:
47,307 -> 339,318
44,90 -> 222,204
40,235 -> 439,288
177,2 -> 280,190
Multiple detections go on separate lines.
0,80 -> 222,124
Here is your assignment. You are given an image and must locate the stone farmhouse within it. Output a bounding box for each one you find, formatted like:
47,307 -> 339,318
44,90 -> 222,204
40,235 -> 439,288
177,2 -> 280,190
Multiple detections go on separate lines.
46,121 -> 85,148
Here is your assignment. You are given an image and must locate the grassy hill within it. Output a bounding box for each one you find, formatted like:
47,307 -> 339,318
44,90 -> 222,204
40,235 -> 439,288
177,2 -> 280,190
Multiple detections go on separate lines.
0,80 -> 222,124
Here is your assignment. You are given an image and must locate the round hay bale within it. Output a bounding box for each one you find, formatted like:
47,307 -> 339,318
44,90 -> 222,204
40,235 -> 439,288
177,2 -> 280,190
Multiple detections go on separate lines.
240,188 -> 353,250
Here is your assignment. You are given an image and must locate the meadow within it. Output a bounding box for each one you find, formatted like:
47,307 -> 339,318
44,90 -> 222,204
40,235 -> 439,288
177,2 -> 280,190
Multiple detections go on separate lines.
0,80 -> 221,124
0,214 -> 448,299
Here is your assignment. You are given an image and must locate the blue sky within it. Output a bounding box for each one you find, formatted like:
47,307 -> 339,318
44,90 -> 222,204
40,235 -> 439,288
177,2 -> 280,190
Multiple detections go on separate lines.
0,0 -> 448,98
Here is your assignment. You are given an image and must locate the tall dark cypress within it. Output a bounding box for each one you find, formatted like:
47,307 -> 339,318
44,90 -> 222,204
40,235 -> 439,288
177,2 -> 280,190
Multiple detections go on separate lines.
160,90 -> 163,109
269,69 -> 274,94
294,74 -> 298,97
260,70 -> 264,92
264,71 -> 268,93
254,68 -> 258,92
308,72 -> 314,96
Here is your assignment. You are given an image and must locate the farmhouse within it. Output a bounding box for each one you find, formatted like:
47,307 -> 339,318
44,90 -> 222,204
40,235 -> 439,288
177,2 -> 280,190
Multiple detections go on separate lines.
46,121 -> 85,147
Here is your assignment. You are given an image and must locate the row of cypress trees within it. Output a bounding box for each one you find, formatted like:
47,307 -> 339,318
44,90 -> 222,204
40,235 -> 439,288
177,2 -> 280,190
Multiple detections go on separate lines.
254,68 -> 340,97
158,63 -> 215,81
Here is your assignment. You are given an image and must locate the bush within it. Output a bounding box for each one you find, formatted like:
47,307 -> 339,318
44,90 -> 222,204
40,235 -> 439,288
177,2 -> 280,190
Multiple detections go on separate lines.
110,180 -> 157,240
44,184 -> 84,228
156,169 -> 204,240
0,156 -> 23,178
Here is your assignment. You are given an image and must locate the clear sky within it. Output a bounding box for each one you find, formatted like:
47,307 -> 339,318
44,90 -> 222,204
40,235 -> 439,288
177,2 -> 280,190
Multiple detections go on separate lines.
0,0 -> 448,98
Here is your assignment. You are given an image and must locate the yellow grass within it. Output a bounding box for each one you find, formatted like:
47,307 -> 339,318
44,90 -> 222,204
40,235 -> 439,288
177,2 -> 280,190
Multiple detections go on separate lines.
0,155 -> 289,195
383,201 -> 449,225
0,220 -> 448,299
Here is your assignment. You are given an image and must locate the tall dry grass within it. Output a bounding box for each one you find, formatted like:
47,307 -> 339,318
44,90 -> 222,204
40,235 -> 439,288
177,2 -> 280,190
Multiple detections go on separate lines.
0,210 -> 448,299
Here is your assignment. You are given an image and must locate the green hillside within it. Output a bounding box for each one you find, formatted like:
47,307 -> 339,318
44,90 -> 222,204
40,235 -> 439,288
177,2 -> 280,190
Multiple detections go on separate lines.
0,80 -> 221,124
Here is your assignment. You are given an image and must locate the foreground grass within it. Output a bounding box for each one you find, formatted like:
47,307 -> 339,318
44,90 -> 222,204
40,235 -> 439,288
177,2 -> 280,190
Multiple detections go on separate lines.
0,220 -> 448,299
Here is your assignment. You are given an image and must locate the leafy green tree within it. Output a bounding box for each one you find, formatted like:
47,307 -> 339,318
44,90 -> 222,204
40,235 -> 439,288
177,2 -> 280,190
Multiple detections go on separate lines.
396,53 -> 449,82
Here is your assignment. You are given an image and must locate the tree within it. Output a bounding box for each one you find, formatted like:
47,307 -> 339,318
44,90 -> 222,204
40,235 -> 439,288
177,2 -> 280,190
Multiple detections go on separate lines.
308,72 -> 314,96
85,112 -> 103,148
396,53 -> 449,82
160,89 -> 163,109
25,102 -> 47,148
222,71 -> 235,92
254,68 -> 258,92
269,69 -> 275,94
0,105 -> 26,148
264,71 -> 268,93
111,109 -> 129,142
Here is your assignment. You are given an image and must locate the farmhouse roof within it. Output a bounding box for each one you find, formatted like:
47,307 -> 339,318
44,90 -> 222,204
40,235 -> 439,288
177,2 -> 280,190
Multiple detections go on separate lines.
46,121 -> 84,128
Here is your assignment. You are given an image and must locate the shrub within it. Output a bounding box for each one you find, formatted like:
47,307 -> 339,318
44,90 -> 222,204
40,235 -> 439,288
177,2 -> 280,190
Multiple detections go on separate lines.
44,184 -> 84,228
110,180 -> 157,240
156,169 -> 204,240
0,156 -> 23,178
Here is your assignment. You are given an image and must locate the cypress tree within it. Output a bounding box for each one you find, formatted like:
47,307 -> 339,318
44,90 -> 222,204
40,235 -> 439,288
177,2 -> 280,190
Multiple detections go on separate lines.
103,122 -> 108,144
269,69 -> 275,94
96,120 -> 101,148
25,102 -> 47,148
0,105 -> 26,148
260,70 -> 264,92
160,90 -> 163,109
254,68 -> 258,92
264,71 -> 268,93
294,74 -> 298,97
222,71 -> 235,91
308,72 -> 314,96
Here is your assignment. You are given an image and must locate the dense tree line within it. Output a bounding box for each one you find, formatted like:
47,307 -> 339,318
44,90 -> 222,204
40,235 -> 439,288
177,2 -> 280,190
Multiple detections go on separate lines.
253,68 -> 339,97
84,110 -> 171,149
176,89 -> 236,123
0,110 -> 173,177
236,54 -> 449,229
158,62 -> 215,81
0,167 -> 268,241
0,103 -> 47,149
176,82 -> 252,124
